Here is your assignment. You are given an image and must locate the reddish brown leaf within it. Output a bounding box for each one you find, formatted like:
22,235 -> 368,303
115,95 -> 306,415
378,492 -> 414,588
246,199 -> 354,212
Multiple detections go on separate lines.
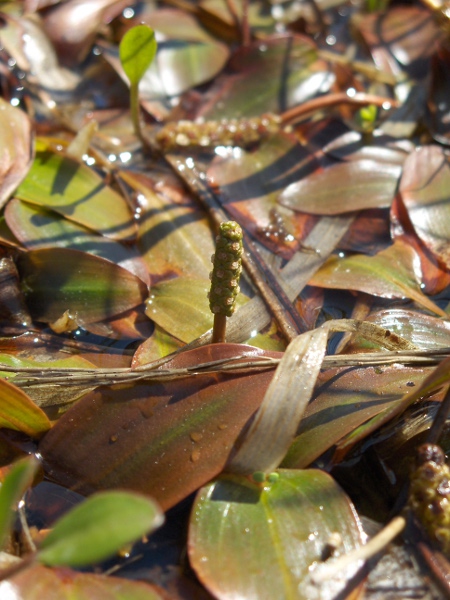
39,344 -> 281,511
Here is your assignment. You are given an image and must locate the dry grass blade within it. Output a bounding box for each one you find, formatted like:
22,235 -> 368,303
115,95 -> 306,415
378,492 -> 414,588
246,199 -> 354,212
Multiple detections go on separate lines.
227,327 -> 328,474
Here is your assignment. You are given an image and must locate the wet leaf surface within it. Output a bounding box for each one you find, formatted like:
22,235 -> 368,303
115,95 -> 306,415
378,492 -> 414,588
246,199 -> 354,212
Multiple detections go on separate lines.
278,159 -> 401,215
400,145 -> 450,270
15,150 -> 137,242
0,564 -> 168,600
0,1 -> 449,597
17,248 -> 148,325
39,344 -> 281,511
189,470 -> 364,600
309,240 -> 446,317
0,378 -> 51,437
0,99 -> 33,209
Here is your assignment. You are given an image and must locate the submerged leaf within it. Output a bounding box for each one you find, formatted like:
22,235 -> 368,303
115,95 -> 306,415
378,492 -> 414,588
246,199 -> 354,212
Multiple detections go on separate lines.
5,199 -> 149,283
282,365 -> 431,469
189,470 -> 364,600
17,248 -> 148,325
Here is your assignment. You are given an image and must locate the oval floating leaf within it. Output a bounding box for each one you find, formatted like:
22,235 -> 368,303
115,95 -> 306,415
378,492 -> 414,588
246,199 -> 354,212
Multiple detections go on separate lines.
39,344 -> 281,511
146,278 -> 213,343
400,145 -> 450,269
309,240 -> 446,317
15,150 -> 136,241
0,564 -> 167,599
0,378 -> 51,437
6,199 -> 149,283
38,491 -> 163,568
279,159 -> 401,215
119,24 -> 157,86
0,98 -> 33,208
282,364 -> 432,469
17,248 -> 148,325
189,470 -> 364,600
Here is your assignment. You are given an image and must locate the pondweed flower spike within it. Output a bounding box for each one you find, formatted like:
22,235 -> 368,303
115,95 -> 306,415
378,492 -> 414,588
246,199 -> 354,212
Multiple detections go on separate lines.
408,443 -> 450,556
209,221 -> 243,344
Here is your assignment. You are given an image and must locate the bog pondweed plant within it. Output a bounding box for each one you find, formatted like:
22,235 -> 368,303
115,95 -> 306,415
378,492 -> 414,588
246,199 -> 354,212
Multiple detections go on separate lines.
208,221 -> 243,343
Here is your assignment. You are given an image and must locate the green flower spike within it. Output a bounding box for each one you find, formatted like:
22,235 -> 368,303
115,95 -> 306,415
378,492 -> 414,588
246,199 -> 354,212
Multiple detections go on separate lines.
409,443 -> 450,556
209,221 -> 243,343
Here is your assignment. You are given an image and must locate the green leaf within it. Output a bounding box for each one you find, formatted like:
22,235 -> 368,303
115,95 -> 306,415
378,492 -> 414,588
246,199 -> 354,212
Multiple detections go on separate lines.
38,491 -> 163,568
119,25 -> 157,86
0,457 -> 39,550
17,248 -> 147,325
281,364 -> 431,469
189,470 -> 364,600
0,378 -> 51,437
146,278 -> 213,343
309,239 -> 447,317
15,150 -> 136,242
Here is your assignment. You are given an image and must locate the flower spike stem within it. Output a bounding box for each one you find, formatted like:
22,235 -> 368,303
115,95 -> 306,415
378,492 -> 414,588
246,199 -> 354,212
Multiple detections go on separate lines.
209,221 -> 243,343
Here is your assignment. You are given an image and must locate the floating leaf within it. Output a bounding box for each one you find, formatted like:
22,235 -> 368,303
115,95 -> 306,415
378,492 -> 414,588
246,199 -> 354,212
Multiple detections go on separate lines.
0,457 -> 39,550
0,98 -> 33,209
197,35 -> 322,120
281,364 -> 432,469
132,324 -> 184,365
38,491 -> 163,568
278,159 -> 401,215
400,145 -> 450,270
189,470 -> 364,600
146,278 -> 213,343
119,24 -> 157,86
39,344 -> 281,510
357,6 -> 444,78
0,564 -> 167,599
17,248 -> 148,325
119,170 -> 214,281
309,240 -> 446,317
207,133 -> 319,257
15,150 -> 136,241
5,199 -> 149,283
0,378 -> 51,438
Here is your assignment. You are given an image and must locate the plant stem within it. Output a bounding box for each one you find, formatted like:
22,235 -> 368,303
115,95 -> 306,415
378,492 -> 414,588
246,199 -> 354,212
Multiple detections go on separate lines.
130,82 -> 143,144
212,314 -> 227,343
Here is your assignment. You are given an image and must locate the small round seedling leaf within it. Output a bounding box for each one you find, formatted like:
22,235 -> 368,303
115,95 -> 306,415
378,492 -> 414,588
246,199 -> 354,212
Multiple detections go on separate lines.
119,25 -> 157,85
38,491 -> 163,567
